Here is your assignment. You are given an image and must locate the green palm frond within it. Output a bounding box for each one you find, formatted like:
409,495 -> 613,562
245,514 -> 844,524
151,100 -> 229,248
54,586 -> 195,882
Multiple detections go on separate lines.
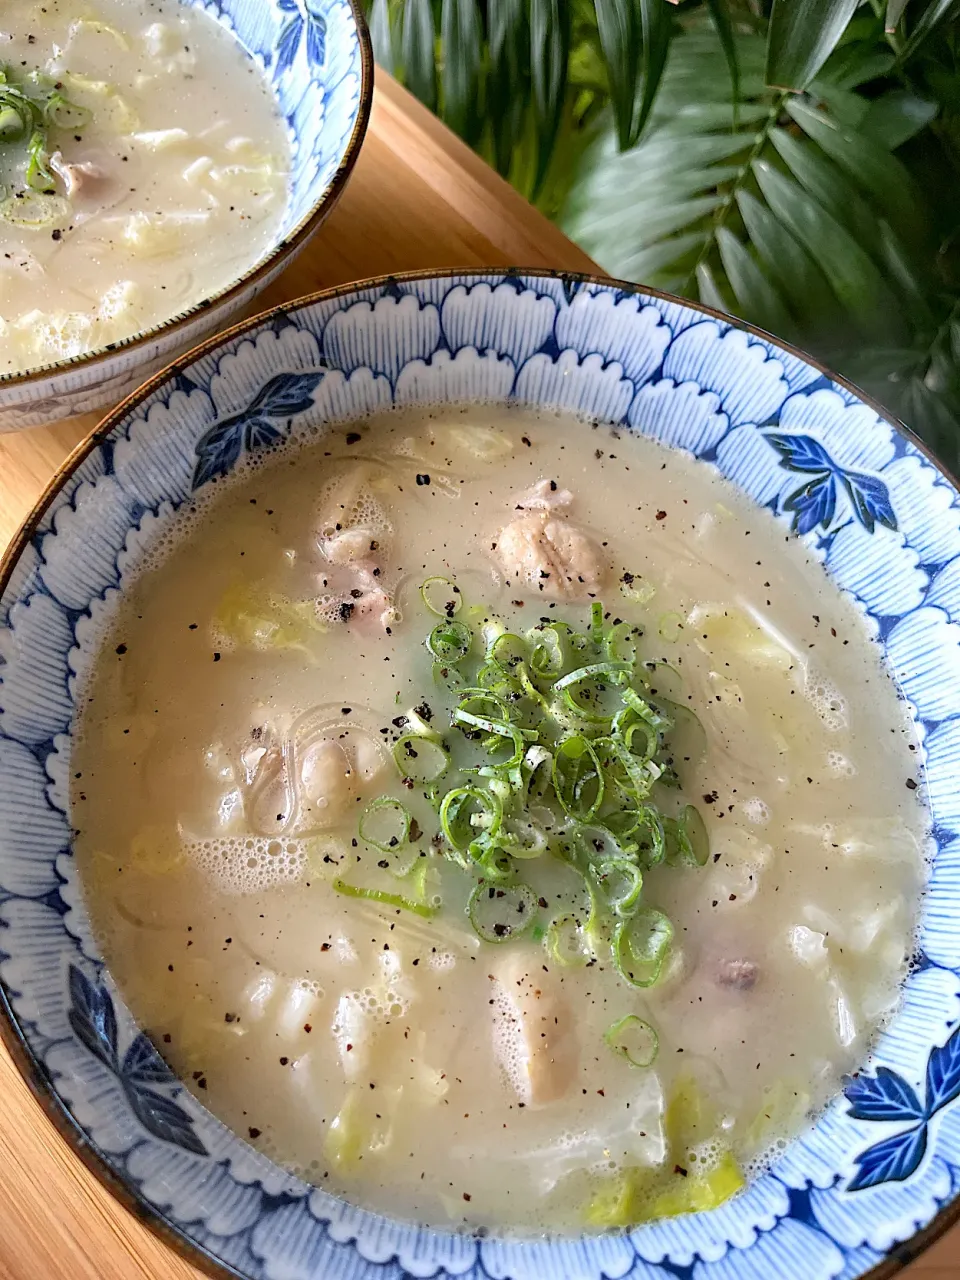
363,0 -> 960,461
561,25 -> 960,460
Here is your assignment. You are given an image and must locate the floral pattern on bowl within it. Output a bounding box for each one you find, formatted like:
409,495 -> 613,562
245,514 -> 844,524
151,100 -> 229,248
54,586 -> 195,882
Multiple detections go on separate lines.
2,269 -> 960,1280
0,0 -> 371,432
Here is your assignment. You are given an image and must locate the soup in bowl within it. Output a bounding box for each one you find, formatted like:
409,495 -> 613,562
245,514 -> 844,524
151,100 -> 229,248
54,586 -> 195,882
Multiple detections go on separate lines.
0,0 -> 371,431
0,270 -> 958,1280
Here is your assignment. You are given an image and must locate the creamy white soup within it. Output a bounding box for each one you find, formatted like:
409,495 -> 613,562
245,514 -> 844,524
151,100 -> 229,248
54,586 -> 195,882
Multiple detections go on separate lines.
0,0 -> 289,375
73,405 -> 928,1233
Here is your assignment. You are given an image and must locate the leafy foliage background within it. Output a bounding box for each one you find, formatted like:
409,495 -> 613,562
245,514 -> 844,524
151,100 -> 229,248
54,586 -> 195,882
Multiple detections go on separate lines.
364,0 -> 960,471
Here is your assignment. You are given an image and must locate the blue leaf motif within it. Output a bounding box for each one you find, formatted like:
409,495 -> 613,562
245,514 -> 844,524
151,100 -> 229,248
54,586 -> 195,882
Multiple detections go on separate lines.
847,1123 -> 928,1192
842,469 -> 898,535
765,432 -> 835,474
191,372 -> 323,490
844,1066 -> 926,1123
124,1081 -> 208,1157
243,417 -> 286,452
122,1032 -> 176,1085
783,473 -> 837,536
275,14 -> 303,74
305,11 -> 326,65
562,277 -> 584,306
191,420 -> 244,490
247,370 -> 324,417
68,964 -> 118,1071
925,1024 -> 960,1115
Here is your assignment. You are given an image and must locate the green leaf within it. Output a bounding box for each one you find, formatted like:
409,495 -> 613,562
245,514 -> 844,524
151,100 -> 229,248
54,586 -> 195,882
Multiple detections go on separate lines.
368,0 -> 396,74
595,0 -> 642,149
400,0 -> 437,111
637,0 -> 673,140
695,260 -> 729,313
885,0 -> 911,31
785,97 -> 921,235
751,158 -> 900,332
765,0 -> 861,91
735,189 -> 835,322
530,0 -> 572,195
440,0 -> 483,146
716,226 -> 797,337
487,0 -> 529,177
817,47 -> 896,92
707,0 -> 740,115
901,0 -> 960,61
768,125 -> 877,246
859,89 -> 939,148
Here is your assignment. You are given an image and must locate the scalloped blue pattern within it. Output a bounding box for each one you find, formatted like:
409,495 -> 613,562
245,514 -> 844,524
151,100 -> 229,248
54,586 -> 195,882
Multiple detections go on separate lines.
2,271 -> 959,1280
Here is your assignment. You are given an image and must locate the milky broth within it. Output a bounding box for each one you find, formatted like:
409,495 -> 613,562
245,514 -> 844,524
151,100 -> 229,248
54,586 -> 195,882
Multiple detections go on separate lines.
72,405 -> 928,1233
0,0 -> 289,375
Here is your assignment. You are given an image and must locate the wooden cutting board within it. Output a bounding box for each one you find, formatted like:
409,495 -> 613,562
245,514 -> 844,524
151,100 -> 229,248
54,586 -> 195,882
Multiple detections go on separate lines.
0,72 -> 953,1280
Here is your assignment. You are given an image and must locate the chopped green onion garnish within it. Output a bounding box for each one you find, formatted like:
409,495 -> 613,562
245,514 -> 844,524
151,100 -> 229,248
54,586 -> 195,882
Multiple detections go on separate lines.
333,878 -> 438,919
393,734 -> 449,783
546,913 -> 592,967
665,804 -> 710,867
593,857 -> 644,916
358,797 -> 412,853
604,1014 -> 659,1067
427,619 -> 473,663
440,785 -> 502,852
613,908 -> 674,988
467,880 -> 537,942
357,591 -> 714,1061
420,576 -> 462,618
0,66 -> 89,210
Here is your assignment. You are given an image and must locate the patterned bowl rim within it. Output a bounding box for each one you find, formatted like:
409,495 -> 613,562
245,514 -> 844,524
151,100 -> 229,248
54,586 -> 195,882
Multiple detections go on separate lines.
0,0 -> 374,392
1,265 -> 956,1280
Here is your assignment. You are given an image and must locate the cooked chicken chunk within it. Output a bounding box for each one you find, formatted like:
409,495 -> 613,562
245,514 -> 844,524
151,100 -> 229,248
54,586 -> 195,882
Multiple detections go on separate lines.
494,512 -> 606,600
492,479 -> 606,601
491,948 -> 578,1105
513,478 -> 574,511
314,466 -> 396,629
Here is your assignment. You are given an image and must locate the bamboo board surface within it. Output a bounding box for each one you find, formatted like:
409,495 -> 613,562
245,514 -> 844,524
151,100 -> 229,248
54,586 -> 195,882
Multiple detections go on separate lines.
0,71 -> 953,1280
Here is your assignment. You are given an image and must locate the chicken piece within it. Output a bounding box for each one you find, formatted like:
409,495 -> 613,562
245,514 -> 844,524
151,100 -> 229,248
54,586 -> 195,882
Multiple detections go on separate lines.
49,151 -> 119,214
314,466 -> 396,629
716,958 -> 759,991
315,465 -> 392,564
512,478 -> 574,511
490,948 -> 578,1105
494,511 -> 606,600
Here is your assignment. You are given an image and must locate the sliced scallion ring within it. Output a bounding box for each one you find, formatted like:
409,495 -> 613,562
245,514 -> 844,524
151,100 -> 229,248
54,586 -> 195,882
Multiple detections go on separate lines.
553,734 -> 605,822
420,576 -> 462,618
440,786 -> 503,851
613,908 -> 674,988
593,858 -> 644,916
555,662 -> 631,723
604,1014 -> 659,1067
666,804 -> 710,867
393,734 -> 449,783
545,913 -> 592,967
358,797 -> 411,853
427,619 -> 473,663
467,879 -> 537,942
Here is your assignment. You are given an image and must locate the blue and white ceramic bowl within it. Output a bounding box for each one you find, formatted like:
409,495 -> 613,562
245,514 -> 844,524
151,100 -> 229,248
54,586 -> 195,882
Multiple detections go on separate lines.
0,0 -> 371,433
3,268 -> 960,1280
